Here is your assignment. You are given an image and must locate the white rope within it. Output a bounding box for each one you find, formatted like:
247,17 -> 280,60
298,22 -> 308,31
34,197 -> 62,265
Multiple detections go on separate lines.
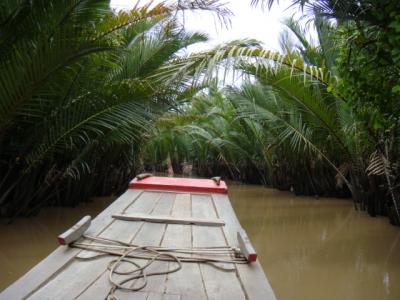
71,235 -> 247,300
106,247 -> 182,300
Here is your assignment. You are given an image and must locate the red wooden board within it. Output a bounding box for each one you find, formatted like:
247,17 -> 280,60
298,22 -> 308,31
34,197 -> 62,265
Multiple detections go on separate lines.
129,176 -> 228,194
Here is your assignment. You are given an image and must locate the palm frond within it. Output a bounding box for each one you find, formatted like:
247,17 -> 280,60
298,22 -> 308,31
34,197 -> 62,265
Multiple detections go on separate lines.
153,40 -> 337,88
366,151 -> 392,177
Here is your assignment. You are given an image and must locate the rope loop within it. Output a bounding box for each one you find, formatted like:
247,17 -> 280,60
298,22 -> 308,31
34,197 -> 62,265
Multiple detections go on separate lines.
72,235 -> 246,299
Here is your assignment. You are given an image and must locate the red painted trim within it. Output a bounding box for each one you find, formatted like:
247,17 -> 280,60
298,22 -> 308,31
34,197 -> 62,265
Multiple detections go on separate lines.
129,176 -> 228,194
247,254 -> 258,263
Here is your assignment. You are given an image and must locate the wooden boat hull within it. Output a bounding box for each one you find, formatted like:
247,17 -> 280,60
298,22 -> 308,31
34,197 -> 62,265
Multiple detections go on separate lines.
0,177 -> 276,300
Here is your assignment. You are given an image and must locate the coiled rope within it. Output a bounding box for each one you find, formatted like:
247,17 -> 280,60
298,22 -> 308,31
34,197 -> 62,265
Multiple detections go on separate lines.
71,235 -> 247,300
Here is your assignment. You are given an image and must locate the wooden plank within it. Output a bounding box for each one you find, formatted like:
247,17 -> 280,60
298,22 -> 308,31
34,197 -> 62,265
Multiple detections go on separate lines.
130,176 -> 228,194
27,191 -> 161,300
72,270 -> 113,300
3,187 -> 276,300
0,189 -> 143,300
191,194 -> 246,300
146,291 -> 163,300
161,193 -> 207,299
212,193 -> 277,300
237,230 -> 258,262
110,291 -> 180,300
131,193 -> 175,293
146,291 -> 181,300
162,293 -> 181,300
76,192 -> 175,299
112,213 -> 225,227
109,291 -> 148,300
57,215 -> 91,245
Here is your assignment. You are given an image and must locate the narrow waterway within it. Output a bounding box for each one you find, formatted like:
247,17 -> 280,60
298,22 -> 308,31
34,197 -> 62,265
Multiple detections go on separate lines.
1,183 -> 399,300
228,183 -> 400,300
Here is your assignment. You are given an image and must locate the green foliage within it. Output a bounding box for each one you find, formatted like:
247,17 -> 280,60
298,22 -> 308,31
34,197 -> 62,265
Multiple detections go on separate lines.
2,0 -> 400,227
145,4 -> 400,224
144,61 -> 354,195
0,0 -> 226,217
303,0 -> 400,223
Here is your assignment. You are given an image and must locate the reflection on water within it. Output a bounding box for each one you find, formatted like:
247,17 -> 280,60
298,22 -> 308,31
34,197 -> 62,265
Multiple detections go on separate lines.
0,183 -> 399,300
228,182 -> 400,300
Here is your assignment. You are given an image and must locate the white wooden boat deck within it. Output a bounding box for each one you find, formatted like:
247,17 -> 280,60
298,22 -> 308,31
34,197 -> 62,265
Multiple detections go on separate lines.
1,188 -> 276,300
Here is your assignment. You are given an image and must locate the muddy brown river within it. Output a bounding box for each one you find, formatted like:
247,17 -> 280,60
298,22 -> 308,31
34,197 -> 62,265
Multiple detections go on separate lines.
1,182 -> 399,299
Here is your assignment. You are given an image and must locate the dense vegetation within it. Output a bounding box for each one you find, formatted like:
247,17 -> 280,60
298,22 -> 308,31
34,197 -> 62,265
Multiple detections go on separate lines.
144,0 -> 400,225
1,0 -> 400,225
0,0 -> 229,217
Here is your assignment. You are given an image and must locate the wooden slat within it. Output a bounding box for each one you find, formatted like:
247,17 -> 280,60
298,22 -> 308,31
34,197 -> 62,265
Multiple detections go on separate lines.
162,293 -> 181,300
112,213 -> 225,227
72,271 -> 111,300
191,194 -> 246,300
130,176 -> 228,194
146,291 -> 163,300
108,291 -> 148,300
3,187 -> 277,300
0,189 -> 143,300
76,192 -> 175,299
162,194 -> 207,299
27,191 -> 161,300
76,191 -> 163,260
237,230 -> 258,262
212,193 -> 277,300
132,193 -> 175,293
57,215 -> 91,245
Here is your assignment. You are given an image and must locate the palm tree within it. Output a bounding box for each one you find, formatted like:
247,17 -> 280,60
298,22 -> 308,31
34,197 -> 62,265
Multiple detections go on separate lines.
0,0 -> 230,217
143,10 -> 400,224
252,0 -> 400,224
143,87 -> 273,182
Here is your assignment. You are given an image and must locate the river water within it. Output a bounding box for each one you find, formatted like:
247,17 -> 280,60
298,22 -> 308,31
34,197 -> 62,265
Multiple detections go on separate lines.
1,183 -> 399,299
